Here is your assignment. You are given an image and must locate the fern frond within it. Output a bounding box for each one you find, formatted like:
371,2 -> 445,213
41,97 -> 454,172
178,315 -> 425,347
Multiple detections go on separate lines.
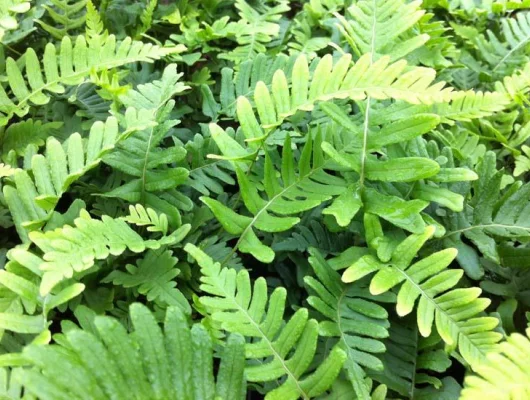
185,244 -> 347,400
102,64 -> 191,226
306,249 -> 393,399
368,319 -> 452,398
442,152 -> 530,265
230,53 -> 451,151
495,60 -> 530,101
219,0 -> 290,64
0,119 -> 62,159
491,12 -> 530,75
103,249 -> 189,313
202,132 -> 348,263
218,53 -> 297,117
461,328 -> 530,399
19,303 -> 247,400
0,34 -> 180,126
0,245 -> 85,335
133,0 -> 157,40
3,112 -> 153,242
434,91 -> 510,124
272,220 -> 353,254
28,209 -> 185,295
123,204 -> 168,235
336,0 -> 428,61
183,133 -> 236,195
36,0 -> 87,39
287,18 -> 330,59
342,225 -> 503,367
0,0 -> 31,42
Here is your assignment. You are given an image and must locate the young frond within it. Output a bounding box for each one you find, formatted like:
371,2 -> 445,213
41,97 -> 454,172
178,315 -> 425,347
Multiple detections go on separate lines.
19,303 -> 247,400
342,225 -> 503,367
123,204 -> 169,235
185,244 -> 347,400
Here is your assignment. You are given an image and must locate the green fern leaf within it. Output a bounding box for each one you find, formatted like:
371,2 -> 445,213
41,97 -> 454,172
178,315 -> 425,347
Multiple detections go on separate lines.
103,64 -> 191,226
28,209 -> 184,295
3,112 -> 153,241
219,0 -> 290,64
336,0 -> 428,61
103,249 -> 190,313
0,0 -> 31,42
305,248 -> 394,399
442,152 -> 530,265
461,328 -> 530,399
0,119 -> 62,159
36,0 -> 87,39
342,226 -> 503,367
203,132 -> 347,262
0,34 -> 180,126
368,319 -> 453,398
18,303 -> 246,400
185,244 -> 346,400
123,204 -> 169,235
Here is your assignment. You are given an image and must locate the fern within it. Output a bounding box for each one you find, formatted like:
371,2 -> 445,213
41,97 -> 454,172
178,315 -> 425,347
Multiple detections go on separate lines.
3,111 -> 153,242
202,133 -> 347,262
36,0 -> 87,39
219,0 -> 290,64
336,0 -> 428,62
0,0 -> 529,396
477,12 -> 530,77
368,319 -> 453,398
217,53 -> 298,117
18,303 -> 247,400
0,0 -> 31,42
0,34 -> 179,126
442,152 -> 530,265
103,248 -> 190,313
305,249 -> 393,399
461,328 -> 530,399
182,132 -> 236,196
28,209 -> 187,295
102,64 -> 191,227
230,53 -> 451,145
185,244 -> 347,400
132,0 -> 157,40
342,225 -> 503,367
123,204 -> 168,235
0,119 -> 62,160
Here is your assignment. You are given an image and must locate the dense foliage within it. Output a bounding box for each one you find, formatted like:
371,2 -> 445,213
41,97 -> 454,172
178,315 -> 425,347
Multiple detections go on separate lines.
1,0 -> 530,398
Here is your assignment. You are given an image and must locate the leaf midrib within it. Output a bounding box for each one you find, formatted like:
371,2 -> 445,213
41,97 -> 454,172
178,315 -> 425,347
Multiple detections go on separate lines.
213,279 -> 310,399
